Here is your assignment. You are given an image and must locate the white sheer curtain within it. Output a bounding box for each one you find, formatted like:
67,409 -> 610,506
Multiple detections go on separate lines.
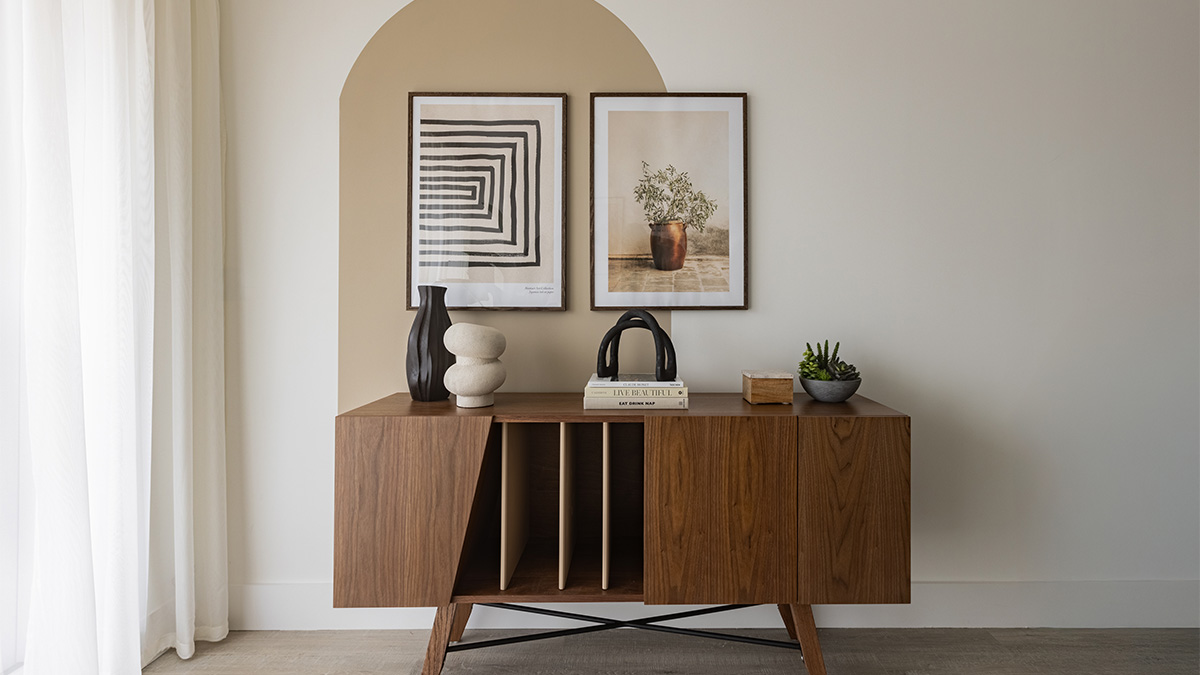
0,1 -> 227,672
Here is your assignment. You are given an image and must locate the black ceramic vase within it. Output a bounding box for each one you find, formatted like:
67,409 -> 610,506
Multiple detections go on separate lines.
406,285 -> 455,401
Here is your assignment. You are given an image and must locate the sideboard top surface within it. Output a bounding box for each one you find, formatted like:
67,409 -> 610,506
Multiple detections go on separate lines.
340,392 -> 907,423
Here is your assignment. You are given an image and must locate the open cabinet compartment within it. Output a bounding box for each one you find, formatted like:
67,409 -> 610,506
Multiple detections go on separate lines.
498,422 -> 571,590
452,421 -> 645,601
602,422 -> 645,593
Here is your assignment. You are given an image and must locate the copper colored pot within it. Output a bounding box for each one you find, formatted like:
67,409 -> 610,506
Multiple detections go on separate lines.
649,220 -> 687,271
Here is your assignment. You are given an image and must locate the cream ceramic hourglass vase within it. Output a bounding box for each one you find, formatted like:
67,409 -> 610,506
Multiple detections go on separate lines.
443,323 -> 507,408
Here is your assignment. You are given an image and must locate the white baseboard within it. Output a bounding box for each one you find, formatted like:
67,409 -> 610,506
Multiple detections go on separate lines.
230,580 -> 1199,630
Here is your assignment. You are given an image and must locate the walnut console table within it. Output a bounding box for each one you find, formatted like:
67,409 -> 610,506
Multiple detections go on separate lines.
334,393 -> 910,674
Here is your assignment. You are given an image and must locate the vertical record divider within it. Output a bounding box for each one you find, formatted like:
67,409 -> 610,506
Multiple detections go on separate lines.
602,422 -> 611,590
500,423 -> 529,590
558,422 -> 575,590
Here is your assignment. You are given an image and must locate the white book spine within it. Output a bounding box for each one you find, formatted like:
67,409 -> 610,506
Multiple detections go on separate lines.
587,374 -> 685,388
583,387 -> 689,398
583,397 -> 689,410
587,381 -> 685,388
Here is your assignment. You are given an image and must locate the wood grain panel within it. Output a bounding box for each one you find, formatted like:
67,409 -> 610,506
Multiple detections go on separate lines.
340,392 -> 906,423
334,414 -> 493,607
797,416 -> 911,604
522,424 -> 562,539
607,422 -> 645,536
644,416 -> 797,604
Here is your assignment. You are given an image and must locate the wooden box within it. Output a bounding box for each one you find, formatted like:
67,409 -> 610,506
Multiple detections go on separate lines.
741,370 -> 794,404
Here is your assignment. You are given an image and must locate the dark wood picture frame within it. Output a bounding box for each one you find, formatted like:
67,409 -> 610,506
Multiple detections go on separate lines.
590,93 -> 748,310
407,92 -> 568,310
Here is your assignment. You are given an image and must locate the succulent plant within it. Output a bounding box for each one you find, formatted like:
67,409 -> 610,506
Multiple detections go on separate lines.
798,340 -> 861,382
799,345 -> 831,381
829,359 -> 859,381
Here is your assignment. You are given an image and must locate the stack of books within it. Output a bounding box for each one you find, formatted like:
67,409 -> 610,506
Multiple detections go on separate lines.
583,373 -> 689,409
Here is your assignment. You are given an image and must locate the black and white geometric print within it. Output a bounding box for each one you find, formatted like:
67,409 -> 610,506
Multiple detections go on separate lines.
416,118 -> 543,268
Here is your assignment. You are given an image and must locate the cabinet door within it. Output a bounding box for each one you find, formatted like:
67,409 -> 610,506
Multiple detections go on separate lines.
644,416 -> 798,604
334,415 -> 494,607
797,416 -> 910,603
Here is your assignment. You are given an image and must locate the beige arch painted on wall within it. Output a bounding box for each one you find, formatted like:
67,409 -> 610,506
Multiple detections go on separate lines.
339,0 -> 668,412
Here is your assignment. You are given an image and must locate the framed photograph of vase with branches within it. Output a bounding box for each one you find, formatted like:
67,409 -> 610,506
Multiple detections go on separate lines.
590,93 -> 747,310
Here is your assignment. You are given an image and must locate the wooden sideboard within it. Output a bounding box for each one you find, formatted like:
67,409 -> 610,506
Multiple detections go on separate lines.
334,392 -> 910,674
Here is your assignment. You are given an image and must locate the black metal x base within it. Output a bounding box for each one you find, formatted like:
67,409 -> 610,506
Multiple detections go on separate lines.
446,603 -> 803,654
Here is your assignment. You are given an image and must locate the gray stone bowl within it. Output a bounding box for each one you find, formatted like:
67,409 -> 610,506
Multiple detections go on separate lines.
799,377 -> 861,403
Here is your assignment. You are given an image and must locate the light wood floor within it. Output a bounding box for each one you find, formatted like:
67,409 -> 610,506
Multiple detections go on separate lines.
143,627 -> 1198,674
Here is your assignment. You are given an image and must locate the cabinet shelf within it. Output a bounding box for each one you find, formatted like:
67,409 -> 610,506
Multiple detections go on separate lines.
453,537 -> 643,602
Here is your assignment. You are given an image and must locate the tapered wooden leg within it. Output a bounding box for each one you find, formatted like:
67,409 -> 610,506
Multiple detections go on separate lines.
449,603 -> 472,643
789,604 -> 827,675
778,604 -> 799,641
422,604 -> 459,675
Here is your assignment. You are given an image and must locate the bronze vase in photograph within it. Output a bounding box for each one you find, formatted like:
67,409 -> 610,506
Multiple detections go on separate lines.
649,220 -> 687,271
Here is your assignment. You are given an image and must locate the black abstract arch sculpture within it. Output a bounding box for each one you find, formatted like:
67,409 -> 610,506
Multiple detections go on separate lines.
595,310 -> 677,382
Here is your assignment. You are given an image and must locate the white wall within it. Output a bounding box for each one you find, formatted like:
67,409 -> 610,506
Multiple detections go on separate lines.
221,0 -> 1199,629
